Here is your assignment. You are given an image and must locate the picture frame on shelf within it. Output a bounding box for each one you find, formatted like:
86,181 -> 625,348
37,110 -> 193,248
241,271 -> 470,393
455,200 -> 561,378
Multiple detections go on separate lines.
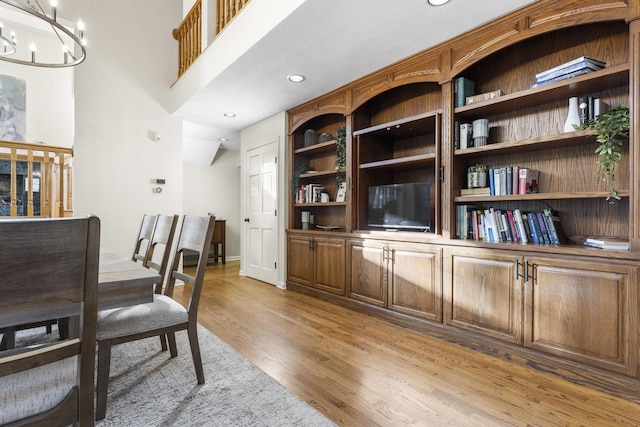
336,182 -> 347,202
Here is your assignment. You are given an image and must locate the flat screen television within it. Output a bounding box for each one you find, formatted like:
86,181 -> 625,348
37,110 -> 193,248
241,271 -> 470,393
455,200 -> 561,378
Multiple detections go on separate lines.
367,182 -> 431,231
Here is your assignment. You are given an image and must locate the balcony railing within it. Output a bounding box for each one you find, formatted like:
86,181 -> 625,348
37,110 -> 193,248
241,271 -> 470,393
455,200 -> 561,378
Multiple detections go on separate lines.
173,0 -> 251,77
216,0 -> 250,34
0,140 -> 73,218
173,0 -> 202,77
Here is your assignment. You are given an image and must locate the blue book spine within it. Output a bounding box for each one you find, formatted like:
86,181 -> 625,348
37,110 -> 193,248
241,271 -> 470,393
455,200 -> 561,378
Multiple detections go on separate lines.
527,213 -> 540,244
488,168 -> 495,196
536,212 -> 551,244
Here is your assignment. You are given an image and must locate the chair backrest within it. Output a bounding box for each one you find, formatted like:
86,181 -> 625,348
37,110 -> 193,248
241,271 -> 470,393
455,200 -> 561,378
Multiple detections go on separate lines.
132,214 -> 157,263
165,215 -> 215,320
0,216 -> 100,426
145,214 -> 179,294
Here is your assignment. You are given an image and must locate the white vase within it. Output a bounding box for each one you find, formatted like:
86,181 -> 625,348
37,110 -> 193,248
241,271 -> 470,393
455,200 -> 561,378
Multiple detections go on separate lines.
564,97 -> 580,132
467,172 -> 487,189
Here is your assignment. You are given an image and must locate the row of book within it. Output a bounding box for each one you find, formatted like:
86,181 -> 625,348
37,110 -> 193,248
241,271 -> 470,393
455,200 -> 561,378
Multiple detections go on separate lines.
295,184 -> 325,204
490,167 -> 539,196
456,206 -> 568,245
453,121 -> 484,149
461,167 -> 539,197
576,96 -> 609,125
533,56 -> 606,87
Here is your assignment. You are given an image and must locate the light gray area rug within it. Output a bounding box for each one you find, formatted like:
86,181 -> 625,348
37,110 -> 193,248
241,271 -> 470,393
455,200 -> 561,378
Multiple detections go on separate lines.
12,325 -> 336,427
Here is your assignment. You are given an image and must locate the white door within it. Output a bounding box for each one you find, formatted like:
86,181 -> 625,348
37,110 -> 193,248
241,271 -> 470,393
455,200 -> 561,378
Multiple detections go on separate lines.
245,141 -> 278,285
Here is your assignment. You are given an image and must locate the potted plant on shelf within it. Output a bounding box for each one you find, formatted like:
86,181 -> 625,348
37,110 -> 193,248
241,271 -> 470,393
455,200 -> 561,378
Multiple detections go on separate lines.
467,163 -> 488,188
575,104 -> 629,203
291,163 -> 310,199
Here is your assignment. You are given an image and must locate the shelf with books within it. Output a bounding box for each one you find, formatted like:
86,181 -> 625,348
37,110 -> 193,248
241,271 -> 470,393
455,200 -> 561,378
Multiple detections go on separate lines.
454,64 -> 629,119
454,190 -> 630,203
289,108 -> 348,231
452,25 -> 630,244
294,201 -> 347,208
454,130 -> 596,156
456,206 -> 571,246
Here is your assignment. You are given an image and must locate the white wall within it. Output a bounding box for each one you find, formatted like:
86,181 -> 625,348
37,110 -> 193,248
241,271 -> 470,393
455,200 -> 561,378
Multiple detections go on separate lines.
70,0 -> 184,256
0,63 -> 73,147
183,148 -> 241,259
240,111 -> 287,287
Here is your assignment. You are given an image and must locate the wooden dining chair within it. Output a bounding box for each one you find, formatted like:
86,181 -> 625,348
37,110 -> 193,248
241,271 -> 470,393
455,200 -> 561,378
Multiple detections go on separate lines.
145,214 -> 179,293
131,213 -> 157,264
95,214 -> 215,420
144,214 -> 179,351
0,216 -> 100,426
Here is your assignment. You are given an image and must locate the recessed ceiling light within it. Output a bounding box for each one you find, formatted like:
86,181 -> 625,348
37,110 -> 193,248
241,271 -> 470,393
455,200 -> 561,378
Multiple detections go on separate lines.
426,0 -> 450,5
219,138 -> 229,142
223,112 -> 236,118
287,74 -> 305,83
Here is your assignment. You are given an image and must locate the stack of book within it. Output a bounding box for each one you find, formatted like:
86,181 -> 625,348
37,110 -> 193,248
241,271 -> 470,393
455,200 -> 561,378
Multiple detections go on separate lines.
533,56 -> 605,87
583,237 -> 629,250
296,183 -> 325,204
456,207 -> 568,245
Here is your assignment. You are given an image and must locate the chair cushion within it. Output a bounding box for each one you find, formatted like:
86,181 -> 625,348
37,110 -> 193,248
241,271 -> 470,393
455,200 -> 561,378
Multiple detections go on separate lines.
0,354 -> 77,424
97,295 -> 188,340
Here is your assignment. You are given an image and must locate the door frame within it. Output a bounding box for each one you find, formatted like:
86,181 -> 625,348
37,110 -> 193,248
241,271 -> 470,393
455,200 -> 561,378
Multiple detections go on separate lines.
240,135 -> 286,288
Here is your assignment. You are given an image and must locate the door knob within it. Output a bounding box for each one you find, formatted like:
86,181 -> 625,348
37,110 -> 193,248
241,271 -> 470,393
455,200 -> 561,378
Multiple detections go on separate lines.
244,218 -> 250,222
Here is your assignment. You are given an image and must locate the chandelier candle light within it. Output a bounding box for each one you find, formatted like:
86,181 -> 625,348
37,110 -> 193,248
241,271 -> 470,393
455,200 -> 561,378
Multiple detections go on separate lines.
0,0 -> 86,67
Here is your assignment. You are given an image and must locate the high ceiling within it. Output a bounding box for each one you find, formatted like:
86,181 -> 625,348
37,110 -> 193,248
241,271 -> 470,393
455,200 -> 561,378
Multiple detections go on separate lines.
173,0 -> 537,151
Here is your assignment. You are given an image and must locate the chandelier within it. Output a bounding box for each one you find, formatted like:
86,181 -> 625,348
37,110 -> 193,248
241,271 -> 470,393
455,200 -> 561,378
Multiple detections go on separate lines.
0,0 -> 86,67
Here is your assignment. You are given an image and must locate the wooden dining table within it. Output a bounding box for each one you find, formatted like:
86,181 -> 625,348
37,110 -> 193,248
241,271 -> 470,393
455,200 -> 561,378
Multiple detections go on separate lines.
1,249 -> 160,349
98,249 -> 161,310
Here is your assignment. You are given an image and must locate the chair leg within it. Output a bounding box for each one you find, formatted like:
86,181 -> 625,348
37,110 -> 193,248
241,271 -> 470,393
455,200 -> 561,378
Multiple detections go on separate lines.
159,334 -> 167,351
167,332 -> 178,358
96,339 -> 113,421
187,324 -> 205,384
1,327 -> 16,350
58,318 -> 69,340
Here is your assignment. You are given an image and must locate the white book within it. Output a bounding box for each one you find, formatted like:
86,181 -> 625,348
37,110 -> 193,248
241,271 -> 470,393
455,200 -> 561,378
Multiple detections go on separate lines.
499,168 -> 507,195
493,168 -> 501,196
513,209 -> 528,244
460,123 -> 470,149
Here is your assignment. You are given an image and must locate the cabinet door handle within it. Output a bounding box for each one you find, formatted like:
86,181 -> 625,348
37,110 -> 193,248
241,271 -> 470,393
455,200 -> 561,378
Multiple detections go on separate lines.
515,259 -> 528,281
309,239 -> 314,250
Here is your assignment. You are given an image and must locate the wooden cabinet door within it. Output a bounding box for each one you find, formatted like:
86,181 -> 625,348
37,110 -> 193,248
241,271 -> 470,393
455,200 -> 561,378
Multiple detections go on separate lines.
287,234 -> 314,287
388,243 -> 442,322
525,256 -> 638,377
314,237 -> 346,296
444,248 -> 524,345
347,240 -> 387,307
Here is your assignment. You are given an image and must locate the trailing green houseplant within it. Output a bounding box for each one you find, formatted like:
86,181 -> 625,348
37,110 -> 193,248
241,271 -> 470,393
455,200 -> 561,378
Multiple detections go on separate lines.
291,163 -> 310,197
575,104 -> 630,203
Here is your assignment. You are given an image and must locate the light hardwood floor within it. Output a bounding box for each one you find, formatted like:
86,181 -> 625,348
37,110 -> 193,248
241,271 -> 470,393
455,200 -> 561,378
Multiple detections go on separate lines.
174,261 -> 640,427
